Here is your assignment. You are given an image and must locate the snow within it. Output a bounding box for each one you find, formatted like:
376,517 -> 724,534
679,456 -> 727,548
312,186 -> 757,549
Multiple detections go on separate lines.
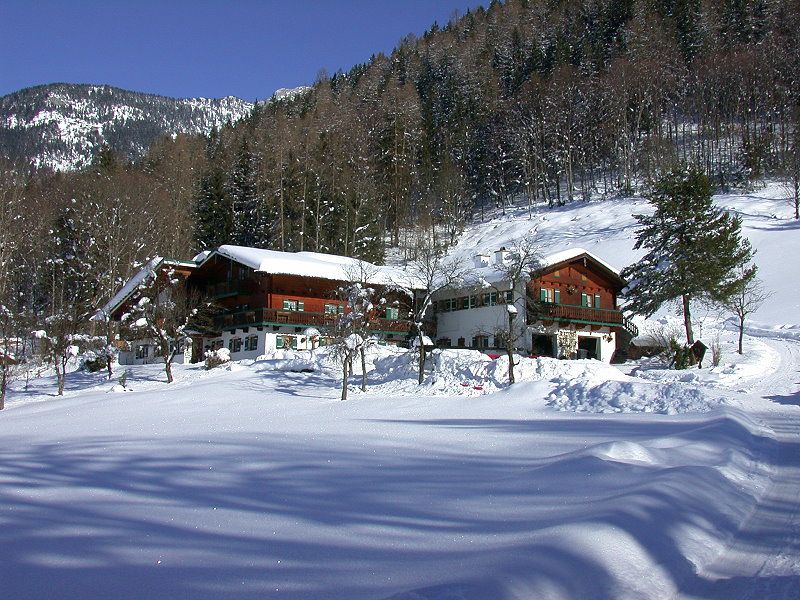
211,245 -> 418,287
3,184 -> 800,599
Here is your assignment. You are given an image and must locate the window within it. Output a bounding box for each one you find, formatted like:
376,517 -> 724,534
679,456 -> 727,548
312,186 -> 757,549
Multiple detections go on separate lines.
554,289 -> 561,304
212,339 -> 224,351
276,336 -> 284,349
540,288 -> 553,303
581,293 -> 589,307
229,337 -> 242,353
245,335 -> 258,352
504,290 -> 513,303
135,344 -> 149,359
385,307 -> 399,320
554,270 -> 561,277
483,291 -> 498,306
437,338 -> 452,347
282,299 -> 304,311
324,304 -> 339,315
472,335 -> 490,349
594,294 -> 601,309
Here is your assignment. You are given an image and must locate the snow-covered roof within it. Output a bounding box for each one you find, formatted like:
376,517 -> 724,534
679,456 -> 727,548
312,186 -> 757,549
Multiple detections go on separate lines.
540,247 -> 621,277
95,257 -> 195,320
466,247 -> 622,286
206,245 -> 417,288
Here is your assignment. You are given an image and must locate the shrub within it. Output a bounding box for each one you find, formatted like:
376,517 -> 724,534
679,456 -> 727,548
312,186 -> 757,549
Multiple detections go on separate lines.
205,348 -> 231,370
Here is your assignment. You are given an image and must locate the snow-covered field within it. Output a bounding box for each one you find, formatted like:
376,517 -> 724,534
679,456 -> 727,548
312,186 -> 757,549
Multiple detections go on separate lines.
2,185 -> 799,599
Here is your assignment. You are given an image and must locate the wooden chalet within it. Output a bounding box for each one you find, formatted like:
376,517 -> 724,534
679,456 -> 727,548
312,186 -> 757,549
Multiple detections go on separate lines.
186,246 -> 414,361
432,247 -> 637,362
99,257 -> 197,365
527,249 -> 637,361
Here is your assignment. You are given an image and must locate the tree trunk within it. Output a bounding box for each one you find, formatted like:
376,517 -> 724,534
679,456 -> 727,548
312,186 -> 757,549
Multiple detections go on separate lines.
360,345 -> 367,392
507,312 -> 515,384
56,361 -> 65,396
341,356 -> 349,401
417,334 -> 426,385
0,365 -> 7,410
165,357 -> 174,384
738,315 -> 745,355
682,294 -> 694,345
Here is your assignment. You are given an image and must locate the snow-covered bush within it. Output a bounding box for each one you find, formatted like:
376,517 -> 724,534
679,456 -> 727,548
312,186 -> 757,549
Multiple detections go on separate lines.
205,347 -> 230,370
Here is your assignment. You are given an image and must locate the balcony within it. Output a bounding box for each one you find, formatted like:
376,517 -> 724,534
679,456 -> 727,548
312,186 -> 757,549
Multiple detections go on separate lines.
532,303 -> 638,338
213,308 -> 412,334
208,281 -> 247,299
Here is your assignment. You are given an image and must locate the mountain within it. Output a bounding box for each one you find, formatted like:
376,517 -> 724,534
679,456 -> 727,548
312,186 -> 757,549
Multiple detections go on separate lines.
0,83 -> 257,171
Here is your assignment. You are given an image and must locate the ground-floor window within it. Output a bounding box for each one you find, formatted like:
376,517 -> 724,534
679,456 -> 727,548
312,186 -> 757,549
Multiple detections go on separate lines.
244,335 -> 258,352
472,335 -> 490,348
228,337 -> 243,353
135,345 -> 150,360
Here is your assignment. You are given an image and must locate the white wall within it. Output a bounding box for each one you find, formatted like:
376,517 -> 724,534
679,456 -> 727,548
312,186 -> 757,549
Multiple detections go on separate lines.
433,281 -> 529,351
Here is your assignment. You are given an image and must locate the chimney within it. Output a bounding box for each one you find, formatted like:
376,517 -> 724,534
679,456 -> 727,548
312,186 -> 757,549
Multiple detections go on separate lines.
473,254 -> 490,268
494,247 -> 510,265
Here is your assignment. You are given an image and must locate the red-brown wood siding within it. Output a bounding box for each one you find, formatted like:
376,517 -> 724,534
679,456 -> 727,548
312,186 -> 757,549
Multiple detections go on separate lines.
527,258 -> 622,309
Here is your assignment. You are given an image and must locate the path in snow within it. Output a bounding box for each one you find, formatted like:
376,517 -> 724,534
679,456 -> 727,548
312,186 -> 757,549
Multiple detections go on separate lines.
685,336 -> 800,598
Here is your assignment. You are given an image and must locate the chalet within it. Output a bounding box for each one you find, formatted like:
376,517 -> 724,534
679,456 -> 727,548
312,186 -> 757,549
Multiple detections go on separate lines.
103,246 -> 416,365
98,257 -> 197,365
187,245 -> 415,361
432,247 -> 637,363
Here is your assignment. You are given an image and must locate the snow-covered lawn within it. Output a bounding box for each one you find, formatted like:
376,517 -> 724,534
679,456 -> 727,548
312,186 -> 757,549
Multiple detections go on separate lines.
2,186 -> 799,599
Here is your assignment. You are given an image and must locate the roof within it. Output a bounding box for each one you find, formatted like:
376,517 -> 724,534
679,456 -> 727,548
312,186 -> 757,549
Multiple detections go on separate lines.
203,245 -> 418,288
95,257 -> 196,320
539,248 -> 625,286
467,247 -> 624,287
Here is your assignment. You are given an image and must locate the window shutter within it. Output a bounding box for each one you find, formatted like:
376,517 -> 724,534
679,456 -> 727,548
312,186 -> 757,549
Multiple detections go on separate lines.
554,289 -> 561,304
297,301 -> 304,311
276,336 -> 284,349
594,294 -> 601,308
540,288 -> 548,302
581,293 -> 588,307
283,299 -> 291,310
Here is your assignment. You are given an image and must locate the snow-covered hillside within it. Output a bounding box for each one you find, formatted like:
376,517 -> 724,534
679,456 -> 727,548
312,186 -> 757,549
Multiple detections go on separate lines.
0,84 -> 259,170
1,187 -> 799,599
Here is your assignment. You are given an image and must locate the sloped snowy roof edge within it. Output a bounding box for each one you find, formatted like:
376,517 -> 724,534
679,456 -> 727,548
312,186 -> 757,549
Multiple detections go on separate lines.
94,257 -> 194,320
201,245 -> 420,289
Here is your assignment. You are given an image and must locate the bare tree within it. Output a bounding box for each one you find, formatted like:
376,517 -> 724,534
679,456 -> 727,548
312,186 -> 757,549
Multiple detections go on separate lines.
402,240 -> 465,384
487,233 -> 543,384
721,270 -> 770,354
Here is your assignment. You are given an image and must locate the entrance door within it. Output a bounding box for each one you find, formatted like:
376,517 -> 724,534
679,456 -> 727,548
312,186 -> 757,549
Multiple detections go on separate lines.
531,334 -> 555,357
577,336 -> 599,360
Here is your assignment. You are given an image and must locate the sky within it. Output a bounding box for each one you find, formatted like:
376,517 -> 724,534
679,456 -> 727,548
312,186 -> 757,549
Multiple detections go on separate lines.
1,0 -> 487,100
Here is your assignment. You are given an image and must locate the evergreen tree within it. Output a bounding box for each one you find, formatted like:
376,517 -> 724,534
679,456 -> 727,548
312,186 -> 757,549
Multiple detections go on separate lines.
193,166 -> 231,250
621,167 -> 755,345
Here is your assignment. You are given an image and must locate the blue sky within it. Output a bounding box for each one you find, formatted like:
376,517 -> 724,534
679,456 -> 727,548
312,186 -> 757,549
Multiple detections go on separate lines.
1,0 -> 486,100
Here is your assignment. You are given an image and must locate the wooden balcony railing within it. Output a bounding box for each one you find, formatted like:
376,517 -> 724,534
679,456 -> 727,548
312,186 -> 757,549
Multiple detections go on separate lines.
533,303 -> 638,338
213,308 -> 412,334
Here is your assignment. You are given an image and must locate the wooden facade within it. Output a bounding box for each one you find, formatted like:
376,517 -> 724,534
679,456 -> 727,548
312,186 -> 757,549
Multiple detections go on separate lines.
188,253 -> 413,342
527,252 -> 638,360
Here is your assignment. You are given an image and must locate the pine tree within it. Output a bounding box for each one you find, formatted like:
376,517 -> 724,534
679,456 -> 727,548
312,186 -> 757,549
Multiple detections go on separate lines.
622,166 -> 755,345
193,166 -> 231,250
